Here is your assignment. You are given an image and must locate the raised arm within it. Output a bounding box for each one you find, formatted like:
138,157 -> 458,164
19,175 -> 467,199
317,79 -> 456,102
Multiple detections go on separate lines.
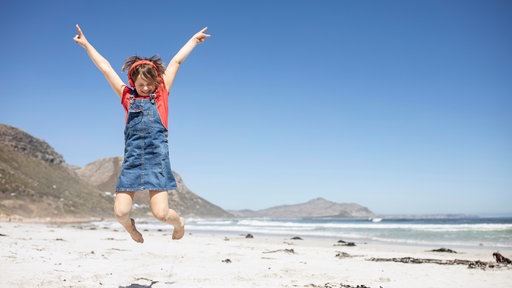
164,27 -> 211,91
73,24 -> 125,98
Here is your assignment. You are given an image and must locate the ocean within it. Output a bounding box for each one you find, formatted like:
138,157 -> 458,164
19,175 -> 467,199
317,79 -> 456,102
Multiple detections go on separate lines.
91,217 -> 512,249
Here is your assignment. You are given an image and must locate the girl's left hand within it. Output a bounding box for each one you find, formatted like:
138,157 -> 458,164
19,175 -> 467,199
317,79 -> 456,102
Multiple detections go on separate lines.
73,24 -> 89,48
193,27 -> 211,44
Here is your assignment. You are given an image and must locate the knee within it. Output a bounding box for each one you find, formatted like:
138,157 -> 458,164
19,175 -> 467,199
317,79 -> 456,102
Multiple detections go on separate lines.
114,192 -> 134,221
114,204 -> 131,220
151,207 -> 169,222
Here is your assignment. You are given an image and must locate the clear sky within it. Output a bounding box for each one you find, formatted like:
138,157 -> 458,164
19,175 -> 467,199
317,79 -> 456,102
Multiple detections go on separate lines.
1,0 -> 511,215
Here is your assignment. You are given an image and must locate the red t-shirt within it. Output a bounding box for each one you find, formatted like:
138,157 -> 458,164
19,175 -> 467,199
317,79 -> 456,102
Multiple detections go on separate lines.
121,85 -> 170,129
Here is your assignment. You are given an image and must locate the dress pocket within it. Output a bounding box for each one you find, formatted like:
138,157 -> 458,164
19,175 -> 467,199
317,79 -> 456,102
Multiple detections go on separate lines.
127,109 -> 152,134
127,110 -> 143,128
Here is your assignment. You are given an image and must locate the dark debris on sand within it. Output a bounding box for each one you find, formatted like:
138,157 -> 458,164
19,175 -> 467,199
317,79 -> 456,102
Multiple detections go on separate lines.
334,240 -> 356,247
305,283 -> 382,288
263,248 -> 296,254
119,277 -> 159,288
368,254 -> 512,270
428,248 -> 458,253
335,252 -> 352,259
493,252 -> 512,264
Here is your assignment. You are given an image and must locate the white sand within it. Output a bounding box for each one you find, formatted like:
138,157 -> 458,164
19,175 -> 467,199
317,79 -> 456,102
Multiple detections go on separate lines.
1,220 -> 510,288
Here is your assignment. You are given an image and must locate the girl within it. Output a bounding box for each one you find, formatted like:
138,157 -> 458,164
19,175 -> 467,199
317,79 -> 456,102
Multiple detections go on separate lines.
73,24 -> 210,243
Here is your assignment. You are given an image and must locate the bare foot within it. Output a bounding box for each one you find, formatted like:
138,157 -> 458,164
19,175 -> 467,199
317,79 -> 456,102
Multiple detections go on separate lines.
172,217 -> 185,240
127,218 -> 144,243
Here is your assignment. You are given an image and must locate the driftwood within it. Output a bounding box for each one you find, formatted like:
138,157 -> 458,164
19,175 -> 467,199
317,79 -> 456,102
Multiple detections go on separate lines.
263,248 -> 295,254
305,283 -> 377,288
368,255 -> 510,270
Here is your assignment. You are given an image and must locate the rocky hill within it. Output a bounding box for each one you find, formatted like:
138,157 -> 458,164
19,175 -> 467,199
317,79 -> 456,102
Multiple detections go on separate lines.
229,197 -> 375,218
0,124 -> 232,220
75,157 -> 233,218
0,124 -> 112,219
0,124 -> 65,165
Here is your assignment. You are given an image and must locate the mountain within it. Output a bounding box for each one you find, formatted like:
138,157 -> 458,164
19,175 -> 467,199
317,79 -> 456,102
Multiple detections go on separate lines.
75,156 -> 233,218
0,124 -> 112,219
229,197 -> 375,218
0,123 -> 232,220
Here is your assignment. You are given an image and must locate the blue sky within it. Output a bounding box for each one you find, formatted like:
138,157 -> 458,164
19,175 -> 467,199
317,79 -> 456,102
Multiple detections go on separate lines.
1,0 -> 511,215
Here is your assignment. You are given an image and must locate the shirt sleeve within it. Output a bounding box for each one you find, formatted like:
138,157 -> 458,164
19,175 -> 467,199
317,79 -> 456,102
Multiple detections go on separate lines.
121,86 -> 133,123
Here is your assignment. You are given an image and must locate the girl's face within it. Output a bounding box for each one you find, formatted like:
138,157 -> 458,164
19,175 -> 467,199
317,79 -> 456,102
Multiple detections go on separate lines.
134,76 -> 157,96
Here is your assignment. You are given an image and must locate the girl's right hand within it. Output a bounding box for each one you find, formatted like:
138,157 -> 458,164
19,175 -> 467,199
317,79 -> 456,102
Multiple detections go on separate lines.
73,24 -> 88,48
193,27 -> 211,44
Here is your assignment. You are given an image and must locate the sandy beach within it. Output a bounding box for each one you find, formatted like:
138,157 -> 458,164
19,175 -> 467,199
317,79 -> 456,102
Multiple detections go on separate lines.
1,220 -> 510,288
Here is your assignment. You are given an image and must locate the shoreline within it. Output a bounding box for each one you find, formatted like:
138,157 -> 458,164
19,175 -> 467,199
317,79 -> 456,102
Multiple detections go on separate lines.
91,216 -> 512,251
4,215 -> 510,250
1,221 -> 511,288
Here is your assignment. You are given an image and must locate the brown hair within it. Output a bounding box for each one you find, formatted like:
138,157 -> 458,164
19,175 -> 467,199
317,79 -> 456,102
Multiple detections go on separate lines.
122,55 -> 166,87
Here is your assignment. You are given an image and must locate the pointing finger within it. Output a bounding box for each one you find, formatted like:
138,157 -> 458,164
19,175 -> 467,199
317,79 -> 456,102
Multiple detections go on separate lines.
75,24 -> 83,37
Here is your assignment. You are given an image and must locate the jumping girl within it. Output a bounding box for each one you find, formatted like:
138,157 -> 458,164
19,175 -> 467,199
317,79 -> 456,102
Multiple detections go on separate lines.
73,24 -> 210,243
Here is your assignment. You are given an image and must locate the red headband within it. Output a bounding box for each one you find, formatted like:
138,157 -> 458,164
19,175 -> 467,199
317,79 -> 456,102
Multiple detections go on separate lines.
127,60 -> 161,87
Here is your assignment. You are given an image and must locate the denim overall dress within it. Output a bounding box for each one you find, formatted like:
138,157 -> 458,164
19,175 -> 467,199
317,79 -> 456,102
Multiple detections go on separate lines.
116,92 -> 177,192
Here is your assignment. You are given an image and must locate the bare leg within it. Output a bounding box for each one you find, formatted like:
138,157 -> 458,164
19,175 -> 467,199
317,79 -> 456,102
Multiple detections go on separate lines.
114,192 -> 144,243
149,190 -> 185,240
